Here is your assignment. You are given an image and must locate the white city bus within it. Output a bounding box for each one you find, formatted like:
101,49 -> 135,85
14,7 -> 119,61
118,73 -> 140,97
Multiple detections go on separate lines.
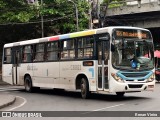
2,26 -> 155,99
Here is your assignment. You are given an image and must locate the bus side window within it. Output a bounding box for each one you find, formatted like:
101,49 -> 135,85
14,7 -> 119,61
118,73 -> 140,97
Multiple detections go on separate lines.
22,45 -> 32,63
61,39 -> 75,59
4,48 -> 12,64
34,43 -> 45,62
3,56 -> 6,63
46,42 -> 59,61
77,36 -> 94,59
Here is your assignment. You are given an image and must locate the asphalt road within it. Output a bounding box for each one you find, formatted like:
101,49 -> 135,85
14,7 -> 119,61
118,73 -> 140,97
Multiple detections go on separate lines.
1,83 -> 160,120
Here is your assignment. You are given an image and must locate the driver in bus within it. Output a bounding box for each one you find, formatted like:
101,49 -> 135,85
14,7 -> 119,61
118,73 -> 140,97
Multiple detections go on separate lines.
126,51 -> 134,60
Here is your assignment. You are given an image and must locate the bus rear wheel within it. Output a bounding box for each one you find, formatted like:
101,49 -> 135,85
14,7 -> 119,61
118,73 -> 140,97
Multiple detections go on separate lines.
24,76 -> 33,92
116,92 -> 125,97
81,78 -> 90,99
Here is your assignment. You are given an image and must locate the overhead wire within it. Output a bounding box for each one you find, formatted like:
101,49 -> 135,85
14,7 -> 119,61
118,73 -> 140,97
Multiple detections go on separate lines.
0,13 -> 74,26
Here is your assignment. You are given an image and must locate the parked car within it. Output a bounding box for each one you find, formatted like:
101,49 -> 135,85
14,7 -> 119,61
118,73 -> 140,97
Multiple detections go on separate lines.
155,57 -> 160,82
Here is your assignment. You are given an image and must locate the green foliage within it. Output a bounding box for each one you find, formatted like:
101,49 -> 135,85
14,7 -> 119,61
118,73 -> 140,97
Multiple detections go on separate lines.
0,0 -> 39,23
102,0 -> 124,8
0,0 -> 89,34
40,0 -> 89,33
0,0 -> 90,48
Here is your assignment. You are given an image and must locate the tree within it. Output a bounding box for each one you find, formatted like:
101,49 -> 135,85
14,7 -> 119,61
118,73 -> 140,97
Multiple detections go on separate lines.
0,0 -> 38,23
0,0 -> 90,41
2,0 -> 90,33
0,0 -> 90,70
40,0 -> 89,33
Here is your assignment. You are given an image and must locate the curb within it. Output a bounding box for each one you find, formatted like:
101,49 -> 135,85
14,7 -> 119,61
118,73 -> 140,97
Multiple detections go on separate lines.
0,96 -> 16,109
0,80 -> 10,86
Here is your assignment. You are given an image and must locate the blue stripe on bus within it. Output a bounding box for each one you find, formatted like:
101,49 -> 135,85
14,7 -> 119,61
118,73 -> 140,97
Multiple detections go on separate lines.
59,34 -> 70,40
117,71 -> 153,80
89,68 -> 94,78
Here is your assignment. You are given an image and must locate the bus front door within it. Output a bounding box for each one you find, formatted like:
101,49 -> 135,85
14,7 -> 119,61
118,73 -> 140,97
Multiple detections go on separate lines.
97,41 -> 109,90
12,47 -> 20,85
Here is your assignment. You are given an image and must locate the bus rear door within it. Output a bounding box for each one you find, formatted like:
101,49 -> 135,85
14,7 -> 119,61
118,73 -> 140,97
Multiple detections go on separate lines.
12,46 -> 20,85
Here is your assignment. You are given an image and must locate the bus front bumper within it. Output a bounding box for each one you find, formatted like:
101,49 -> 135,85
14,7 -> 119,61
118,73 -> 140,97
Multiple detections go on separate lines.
110,80 -> 155,93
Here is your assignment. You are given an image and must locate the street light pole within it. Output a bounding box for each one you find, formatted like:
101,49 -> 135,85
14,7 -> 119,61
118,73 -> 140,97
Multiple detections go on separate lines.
68,0 -> 79,31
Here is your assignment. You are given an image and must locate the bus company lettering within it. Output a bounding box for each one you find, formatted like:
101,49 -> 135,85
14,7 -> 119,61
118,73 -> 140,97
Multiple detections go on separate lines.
62,65 -> 81,71
70,65 -> 81,70
27,65 -> 38,71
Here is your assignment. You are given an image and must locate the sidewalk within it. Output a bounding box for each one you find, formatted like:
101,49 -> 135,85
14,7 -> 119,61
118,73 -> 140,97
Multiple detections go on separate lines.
0,75 -> 16,109
0,94 -> 16,109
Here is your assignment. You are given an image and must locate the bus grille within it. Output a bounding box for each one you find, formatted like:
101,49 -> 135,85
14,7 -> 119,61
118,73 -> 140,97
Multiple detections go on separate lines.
128,84 -> 143,88
126,79 -> 145,81
122,73 -> 148,77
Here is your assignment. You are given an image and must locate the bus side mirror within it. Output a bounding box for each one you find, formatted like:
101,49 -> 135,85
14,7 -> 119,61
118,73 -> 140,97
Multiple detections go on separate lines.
111,44 -> 115,52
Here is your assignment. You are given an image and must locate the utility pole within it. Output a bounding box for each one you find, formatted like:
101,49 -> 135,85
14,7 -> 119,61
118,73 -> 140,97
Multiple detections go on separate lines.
88,0 -> 93,29
99,0 -> 109,28
41,0 -> 44,37
97,0 -> 100,27
68,0 -> 79,31
89,0 -> 99,29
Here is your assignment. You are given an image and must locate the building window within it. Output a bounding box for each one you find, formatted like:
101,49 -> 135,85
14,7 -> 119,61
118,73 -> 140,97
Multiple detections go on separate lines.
61,39 -> 75,59
46,42 -> 59,61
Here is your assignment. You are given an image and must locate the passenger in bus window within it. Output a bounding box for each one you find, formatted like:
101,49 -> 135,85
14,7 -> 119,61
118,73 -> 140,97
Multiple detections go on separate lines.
23,54 -> 27,62
126,50 -> 134,60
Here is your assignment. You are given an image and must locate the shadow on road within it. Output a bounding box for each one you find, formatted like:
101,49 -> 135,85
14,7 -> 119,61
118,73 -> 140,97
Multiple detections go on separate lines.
156,81 -> 160,84
17,88 -> 150,102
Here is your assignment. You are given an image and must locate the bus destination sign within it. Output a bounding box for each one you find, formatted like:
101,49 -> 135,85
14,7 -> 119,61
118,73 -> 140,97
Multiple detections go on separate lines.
114,29 -> 151,39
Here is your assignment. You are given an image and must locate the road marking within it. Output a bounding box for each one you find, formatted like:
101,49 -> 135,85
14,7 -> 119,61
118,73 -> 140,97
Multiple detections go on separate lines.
92,104 -> 124,111
6,96 -> 27,111
82,104 -> 124,114
0,89 -> 20,92
0,87 -> 23,92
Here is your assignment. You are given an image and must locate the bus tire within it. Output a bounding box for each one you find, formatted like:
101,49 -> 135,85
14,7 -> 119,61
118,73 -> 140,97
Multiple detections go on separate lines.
81,78 -> 90,99
116,92 -> 125,97
24,76 -> 33,92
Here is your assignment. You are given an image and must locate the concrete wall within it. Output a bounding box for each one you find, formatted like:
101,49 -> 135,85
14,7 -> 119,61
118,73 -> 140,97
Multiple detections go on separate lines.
106,0 -> 160,28
107,1 -> 160,16
130,18 -> 160,28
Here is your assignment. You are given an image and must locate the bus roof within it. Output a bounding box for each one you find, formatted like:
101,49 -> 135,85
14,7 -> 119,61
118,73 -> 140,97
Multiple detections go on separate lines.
4,26 -> 149,48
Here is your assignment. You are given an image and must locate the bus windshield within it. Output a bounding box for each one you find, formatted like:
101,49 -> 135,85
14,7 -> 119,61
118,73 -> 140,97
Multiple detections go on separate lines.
112,29 -> 154,71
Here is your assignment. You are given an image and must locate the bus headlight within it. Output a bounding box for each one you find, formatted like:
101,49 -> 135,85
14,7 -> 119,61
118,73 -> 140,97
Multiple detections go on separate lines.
111,73 -> 124,83
147,73 -> 155,82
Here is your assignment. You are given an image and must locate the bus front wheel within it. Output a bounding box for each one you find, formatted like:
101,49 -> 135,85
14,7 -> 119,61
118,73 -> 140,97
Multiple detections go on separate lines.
24,76 -> 33,92
116,92 -> 125,97
81,78 -> 90,99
